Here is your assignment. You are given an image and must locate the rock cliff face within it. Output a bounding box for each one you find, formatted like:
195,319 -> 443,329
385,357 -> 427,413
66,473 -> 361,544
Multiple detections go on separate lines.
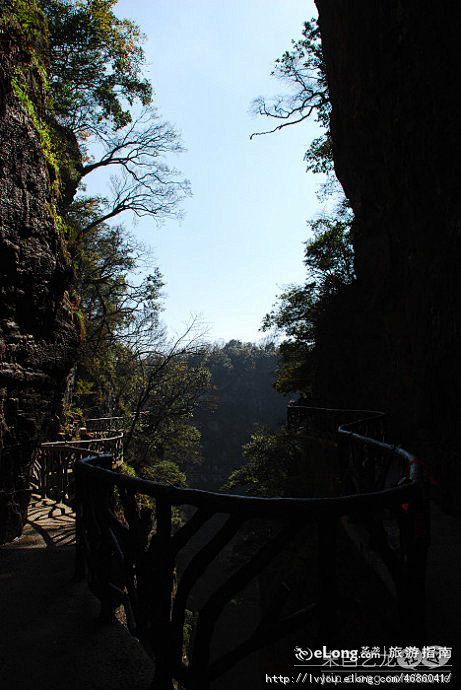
314,1 -> 461,508
0,8 -> 80,541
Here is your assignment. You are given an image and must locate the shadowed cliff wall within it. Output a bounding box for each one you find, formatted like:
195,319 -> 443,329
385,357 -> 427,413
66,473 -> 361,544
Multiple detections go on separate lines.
314,1 -> 461,508
0,5 -> 80,541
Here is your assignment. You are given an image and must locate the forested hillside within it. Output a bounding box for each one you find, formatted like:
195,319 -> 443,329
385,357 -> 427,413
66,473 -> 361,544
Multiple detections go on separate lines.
189,341 -> 287,488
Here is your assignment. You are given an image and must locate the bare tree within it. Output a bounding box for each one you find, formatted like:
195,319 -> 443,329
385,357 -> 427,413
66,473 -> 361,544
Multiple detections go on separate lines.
250,19 -> 329,141
73,107 -> 190,239
122,317 -> 210,459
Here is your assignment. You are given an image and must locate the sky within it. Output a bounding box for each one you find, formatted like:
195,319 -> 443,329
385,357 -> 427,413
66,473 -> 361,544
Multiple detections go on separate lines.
109,0 -> 323,344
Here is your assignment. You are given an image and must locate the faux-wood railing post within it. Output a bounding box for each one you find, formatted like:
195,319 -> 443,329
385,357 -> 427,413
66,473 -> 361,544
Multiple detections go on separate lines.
151,498 -> 175,690
73,463 -> 86,581
400,485 -> 430,642
94,455 -> 117,624
74,408 -> 430,689
318,516 -> 337,641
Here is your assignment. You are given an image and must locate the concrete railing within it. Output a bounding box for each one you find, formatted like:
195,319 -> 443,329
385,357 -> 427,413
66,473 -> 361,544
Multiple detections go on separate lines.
73,406 -> 430,689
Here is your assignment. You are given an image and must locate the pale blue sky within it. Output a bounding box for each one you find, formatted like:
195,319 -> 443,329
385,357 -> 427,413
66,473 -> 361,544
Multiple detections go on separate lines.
110,0 -> 322,343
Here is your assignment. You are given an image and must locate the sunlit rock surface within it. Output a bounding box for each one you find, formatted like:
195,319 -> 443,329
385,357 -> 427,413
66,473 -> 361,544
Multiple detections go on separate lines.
0,11 -> 79,542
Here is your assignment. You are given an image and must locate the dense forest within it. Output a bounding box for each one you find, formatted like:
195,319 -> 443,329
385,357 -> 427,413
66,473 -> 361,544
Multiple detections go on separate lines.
189,341 -> 287,488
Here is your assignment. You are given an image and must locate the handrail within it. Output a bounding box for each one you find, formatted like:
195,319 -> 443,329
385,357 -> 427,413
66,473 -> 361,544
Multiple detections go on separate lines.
41,434 -> 124,447
33,432 -> 124,511
338,410 -> 423,481
77,453 -> 420,515
85,417 -> 125,423
288,404 -> 426,485
85,417 -> 127,432
74,407 -> 430,689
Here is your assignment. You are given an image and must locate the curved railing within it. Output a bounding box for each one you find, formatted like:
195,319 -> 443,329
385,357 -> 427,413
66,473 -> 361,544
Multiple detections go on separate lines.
74,406 -> 430,690
85,417 -> 127,432
33,432 -> 124,511
288,406 -> 430,630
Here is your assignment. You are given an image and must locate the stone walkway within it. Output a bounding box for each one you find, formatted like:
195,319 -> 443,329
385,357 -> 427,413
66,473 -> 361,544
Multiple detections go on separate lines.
425,500 -> 461,654
0,495 -> 458,689
0,496 -> 154,690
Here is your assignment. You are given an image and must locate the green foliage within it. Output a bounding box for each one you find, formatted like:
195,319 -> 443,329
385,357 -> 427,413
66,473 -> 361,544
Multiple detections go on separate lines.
252,18 -> 331,175
304,134 -> 333,175
190,340 -> 287,487
36,2 -> 189,238
125,356 -> 210,473
223,427 -> 305,498
10,0 -> 189,266
182,609 -> 194,652
3,0 -> 83,259
224,422 -> 340,501
120,461 -> 137,477
38,0 -> 152,133
77,220 -> 163,342
4,2 -> 59,187
254,17 -> 340,188
254,17 -> 356,395
303,216 -> 355,294
266,216 -> 354,330
6,1 -> 206,501
73,220 -> 163,415
1,0 -> 47,44
263,216 -> 354,394
70,211 -> 210,482
7,0 -> 200,490
141,461 -> 186,487
10,70 -> 59,183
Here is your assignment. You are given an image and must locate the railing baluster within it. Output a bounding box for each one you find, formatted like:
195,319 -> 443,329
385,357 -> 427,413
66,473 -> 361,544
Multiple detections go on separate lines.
74,463 -> 86,581
151,498 -> 174,690
73,404 -> 430,689
191,522 -> 299,686
399,485 -> 430,642
170,515 -> 242,676
96,456 -> 117,623
318,516 -> 337,641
